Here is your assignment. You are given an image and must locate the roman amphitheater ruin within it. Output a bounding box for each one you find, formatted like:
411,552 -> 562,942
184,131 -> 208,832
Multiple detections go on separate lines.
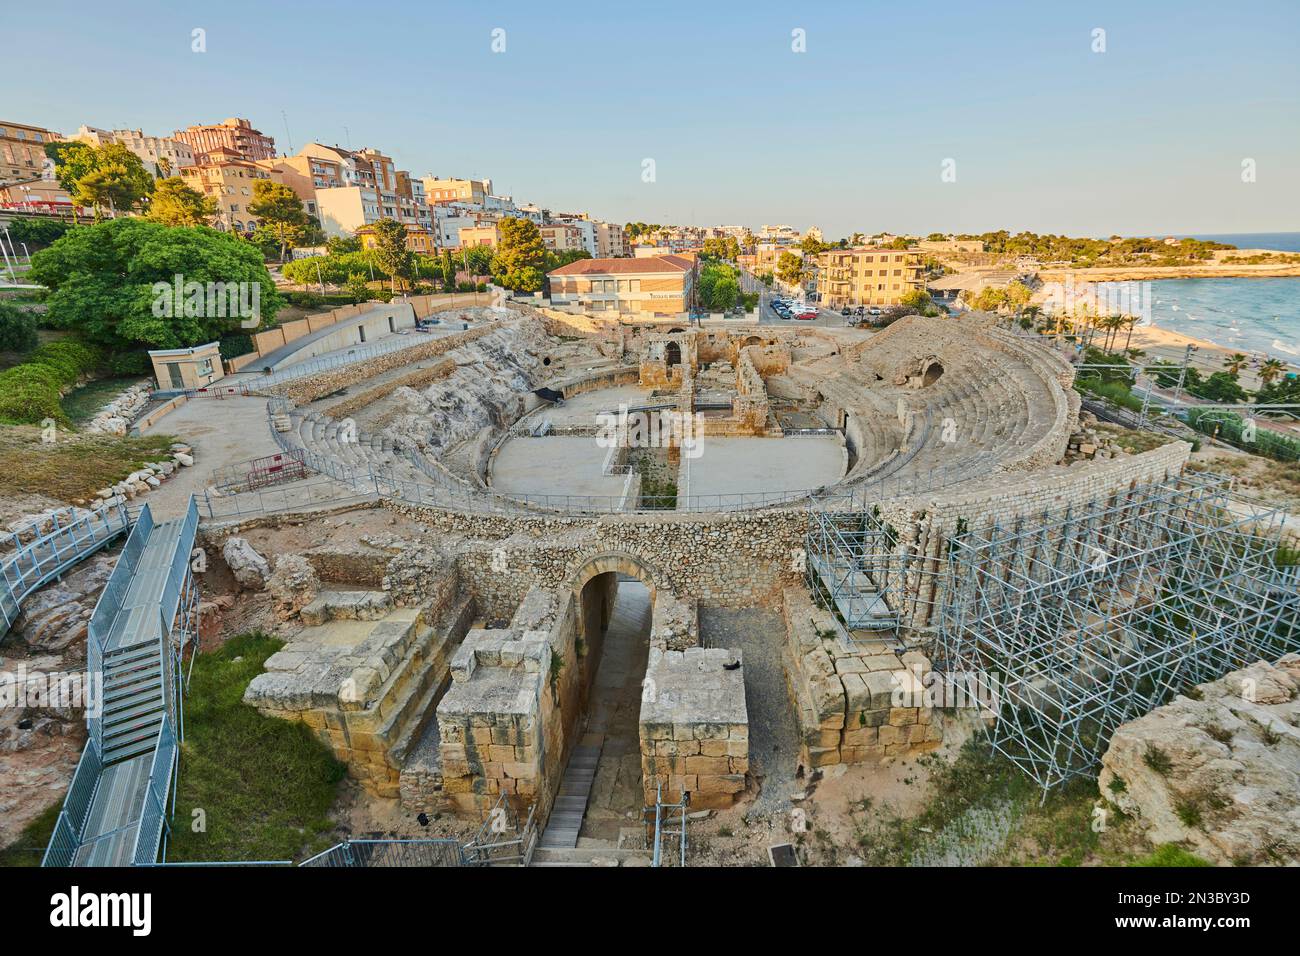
24,296 -> 1299,866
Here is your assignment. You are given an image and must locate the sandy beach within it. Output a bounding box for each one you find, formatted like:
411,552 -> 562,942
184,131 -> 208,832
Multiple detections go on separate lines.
1115,324 -> 1298,391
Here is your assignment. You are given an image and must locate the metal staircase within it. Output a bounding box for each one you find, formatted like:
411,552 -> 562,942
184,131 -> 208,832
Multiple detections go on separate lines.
42,496 -> 199,868
806,506 -> 900,631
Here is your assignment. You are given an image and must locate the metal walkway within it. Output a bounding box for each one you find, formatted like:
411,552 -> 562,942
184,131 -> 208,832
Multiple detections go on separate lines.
43,497 -> 199,867
1,501 -> 130,637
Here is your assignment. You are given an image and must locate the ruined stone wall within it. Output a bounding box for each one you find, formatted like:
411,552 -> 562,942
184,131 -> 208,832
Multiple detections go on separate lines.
781,589 -> 940,769
264,323 -> 500,404
640,647 -> 749,809
878,439 -> 1193,633
320,358 -> 457,420
385,501 -> 811,609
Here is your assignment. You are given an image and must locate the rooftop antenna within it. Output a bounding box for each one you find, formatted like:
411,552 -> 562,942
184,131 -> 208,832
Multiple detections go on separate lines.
281,110 -> 294,154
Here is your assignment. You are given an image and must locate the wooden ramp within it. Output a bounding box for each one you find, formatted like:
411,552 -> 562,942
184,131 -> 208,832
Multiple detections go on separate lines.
539,739 -> 602,849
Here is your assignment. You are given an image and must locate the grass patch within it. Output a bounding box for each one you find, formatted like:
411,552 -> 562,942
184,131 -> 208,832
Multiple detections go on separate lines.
1131,843 -> 1211,867
166,632 -> 345,864
853,738 -> 1117,866
0,427 -> 175,501
0,801 -> 62,868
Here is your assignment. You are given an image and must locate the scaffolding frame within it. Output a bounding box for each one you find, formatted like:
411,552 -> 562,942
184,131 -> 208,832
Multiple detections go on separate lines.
935,473 -> 1300,790
805,501 -> 943,638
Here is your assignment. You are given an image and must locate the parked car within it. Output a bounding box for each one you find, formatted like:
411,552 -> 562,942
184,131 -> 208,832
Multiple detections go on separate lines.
840,307 -> 852,316
794,306 -> 818,320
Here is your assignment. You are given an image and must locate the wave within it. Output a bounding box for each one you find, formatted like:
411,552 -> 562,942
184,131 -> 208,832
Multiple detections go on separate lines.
1272,339 -> 1300,357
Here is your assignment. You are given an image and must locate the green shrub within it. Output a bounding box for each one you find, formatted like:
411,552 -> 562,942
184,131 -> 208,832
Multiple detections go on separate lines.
105,350 -> 151,376
1131,843 -> 1211,867
0,364 -> 68,424
28,340 -> 104,387
8,216 -> 75,250
0,302 -> 39,353
287,291 -> 326,309
218,335 -> 253,360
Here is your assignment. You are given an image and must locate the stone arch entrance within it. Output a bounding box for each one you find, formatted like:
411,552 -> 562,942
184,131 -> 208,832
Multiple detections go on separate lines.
553,552 -> 659,844
921,358 -> 944,387
665,341 -> 682,367
742,335 -> 763,348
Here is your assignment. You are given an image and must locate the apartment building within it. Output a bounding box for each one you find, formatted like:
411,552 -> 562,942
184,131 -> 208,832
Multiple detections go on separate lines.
458,224 -> 499,249
816,248 -> 924,306
422,176 -> 492,205
0,120 -> 60,187
539,222 -> 584,253
548,254 -> 697,317
174,117 -> 275,163
594,221 -> 628,258
357,222 -> 436,255
180,147 -> 282,233
72,126 -> 195,176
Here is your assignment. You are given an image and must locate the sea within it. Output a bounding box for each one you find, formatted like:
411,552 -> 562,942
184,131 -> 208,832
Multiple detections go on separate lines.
1142,232 -> 1300,362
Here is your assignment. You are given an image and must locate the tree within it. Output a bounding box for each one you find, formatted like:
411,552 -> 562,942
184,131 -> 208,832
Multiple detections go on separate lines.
57,142 -> 154,218
344,273 -> 372,305
899,289 -> 933,312
325,235 -> 363,256
0,302 -> 39,353
146,177 -> 216,227
492,217 -> 547,291
367,218 -> 415,293
27,218 -> 282,349
1191,371 -> 1247,403
247,180 -> 312,261
1223,353 -> 1250,376
775,251 -> 805,288
1258,358 -> 1288,386
440,249 -> 457,289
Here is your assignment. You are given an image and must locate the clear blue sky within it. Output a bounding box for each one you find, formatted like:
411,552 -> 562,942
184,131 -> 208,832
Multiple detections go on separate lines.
8,0 -> 1298,238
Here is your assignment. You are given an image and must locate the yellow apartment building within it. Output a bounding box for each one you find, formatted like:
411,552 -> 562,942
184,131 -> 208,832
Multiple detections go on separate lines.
180,148 -> 283,234
817,248 -> 924,306
0,120 -> 60,186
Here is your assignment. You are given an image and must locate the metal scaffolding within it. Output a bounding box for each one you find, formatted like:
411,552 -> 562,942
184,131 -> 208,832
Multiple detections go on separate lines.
935,473 -> 1300,790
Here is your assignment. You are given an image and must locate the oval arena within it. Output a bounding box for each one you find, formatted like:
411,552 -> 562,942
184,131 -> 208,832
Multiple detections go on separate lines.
80,295 -> 1287,866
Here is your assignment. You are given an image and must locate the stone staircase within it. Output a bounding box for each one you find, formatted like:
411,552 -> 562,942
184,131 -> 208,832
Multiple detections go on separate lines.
538,740 -> 602,849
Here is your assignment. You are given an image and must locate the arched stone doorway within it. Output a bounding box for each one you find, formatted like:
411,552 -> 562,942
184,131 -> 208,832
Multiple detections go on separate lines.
665,341 -> 682,367
921,358 -> 944,387
551,553 -> 658,845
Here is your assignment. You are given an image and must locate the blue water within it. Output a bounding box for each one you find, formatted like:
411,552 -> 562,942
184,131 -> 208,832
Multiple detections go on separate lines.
1143,233 -> 1300,363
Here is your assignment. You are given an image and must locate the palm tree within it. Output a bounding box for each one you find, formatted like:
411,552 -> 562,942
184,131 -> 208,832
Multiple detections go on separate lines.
1223,353 -> 1249,376
1258,358 -> 1287,386
1122,314 -> 1139,352
1101,314 -> 1125,351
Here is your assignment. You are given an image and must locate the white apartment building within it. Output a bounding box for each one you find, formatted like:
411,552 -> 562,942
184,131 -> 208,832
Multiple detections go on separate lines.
72,125 -> 195,176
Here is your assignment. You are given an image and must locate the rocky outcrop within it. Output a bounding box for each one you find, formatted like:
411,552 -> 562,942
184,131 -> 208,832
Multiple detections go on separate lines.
5,551 -> 116,655
266,554 -> 319,620
222,537 -> 271,590
1099,655 -> 1300,866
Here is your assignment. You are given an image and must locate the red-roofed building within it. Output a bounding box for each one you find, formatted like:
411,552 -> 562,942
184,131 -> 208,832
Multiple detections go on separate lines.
547,254 -> 697,317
